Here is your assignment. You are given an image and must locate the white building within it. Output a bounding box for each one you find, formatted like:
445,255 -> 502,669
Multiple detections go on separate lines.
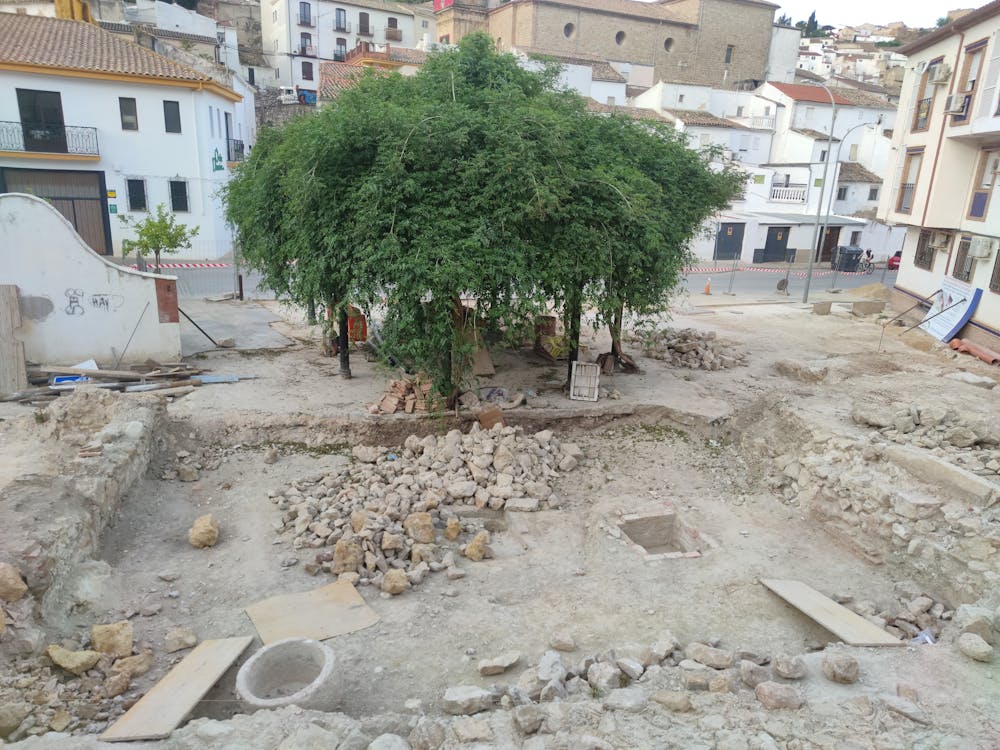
767,24 -> 802,84
0,14 -> 255,259
514,48 -> 628,106
878,3 -> 1000,350
261,0 -> 436,94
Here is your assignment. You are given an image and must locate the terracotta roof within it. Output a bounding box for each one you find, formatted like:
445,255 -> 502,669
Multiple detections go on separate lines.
586,100 -> 669,122
98,21 -> 133,34
515,47 -> 626,83
337,0 -> 418,15
838,161 -> 881,183
665,108 -> 746,128
830,75 -> 889,95
318,61 -> 382,99
625,84 -> 649,98
389,46 -> 428,64
828,86 -> 893,109
792,127 -> 841,141
794,68 -> 826,82
0,14 -> 212,83
140,25 -> 219,46
768,82 -> 852,105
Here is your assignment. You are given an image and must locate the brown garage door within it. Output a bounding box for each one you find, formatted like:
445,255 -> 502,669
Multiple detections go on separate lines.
1,168 -> 111,255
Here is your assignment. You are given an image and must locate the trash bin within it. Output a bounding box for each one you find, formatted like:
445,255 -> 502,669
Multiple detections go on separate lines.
831,246 -> 862,272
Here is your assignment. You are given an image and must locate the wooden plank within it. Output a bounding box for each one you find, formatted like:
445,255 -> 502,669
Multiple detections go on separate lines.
0,285 -> 28,397
761,579 -> 904,647
100,636 -> 253,742
245,580 -> 379,645
31,365 -> 146,381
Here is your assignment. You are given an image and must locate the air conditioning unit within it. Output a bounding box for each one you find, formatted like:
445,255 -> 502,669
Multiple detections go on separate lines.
968,237 -> 998,258
944,94 -> 968,115
931,63 -> 952,84
930,231 -> 951,248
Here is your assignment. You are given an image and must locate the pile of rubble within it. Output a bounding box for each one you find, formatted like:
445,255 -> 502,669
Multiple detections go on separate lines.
369,377 -> 442,415
271,424 -> 582,592
635,328 -> 747,370
851,403 -> 1000,478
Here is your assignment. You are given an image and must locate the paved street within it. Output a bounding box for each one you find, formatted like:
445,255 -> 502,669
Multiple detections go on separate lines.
682,265 -> 898,300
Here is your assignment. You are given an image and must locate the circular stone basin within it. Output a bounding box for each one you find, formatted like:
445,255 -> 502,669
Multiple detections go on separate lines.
235,638 -> 336,711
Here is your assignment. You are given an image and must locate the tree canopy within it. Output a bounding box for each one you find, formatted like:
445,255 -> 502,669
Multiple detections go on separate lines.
224,33 -> 741,397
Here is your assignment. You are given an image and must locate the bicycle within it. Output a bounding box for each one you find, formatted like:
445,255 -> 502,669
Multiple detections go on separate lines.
857,258 -> 874,275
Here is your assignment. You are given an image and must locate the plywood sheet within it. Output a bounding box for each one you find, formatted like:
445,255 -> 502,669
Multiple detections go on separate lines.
245,580 -> 380,645
100,636 -> 253,742
761,579 -> 903,647
0,285 -> 27,396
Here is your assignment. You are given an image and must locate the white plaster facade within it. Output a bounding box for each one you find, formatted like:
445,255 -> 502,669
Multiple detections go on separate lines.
0,193 -> 182,364
0,69 -> 255,258
878,8 -> 1000,347
767,25 -> 801,84
262,0 -> 435,92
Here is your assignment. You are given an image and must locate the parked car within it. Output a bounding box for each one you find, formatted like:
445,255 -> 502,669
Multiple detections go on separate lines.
887,251 -> 902,270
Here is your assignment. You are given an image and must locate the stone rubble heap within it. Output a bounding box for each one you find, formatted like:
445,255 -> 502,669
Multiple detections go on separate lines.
271,424 -> 582,591
634,328 -> 747,370
852,403 -> 1000,478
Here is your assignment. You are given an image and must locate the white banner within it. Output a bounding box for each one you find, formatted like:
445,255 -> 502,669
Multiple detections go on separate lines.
920,276 -> 982,342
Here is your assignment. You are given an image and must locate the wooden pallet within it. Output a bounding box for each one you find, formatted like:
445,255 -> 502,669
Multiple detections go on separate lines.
761,579 -> 903,647
100,636 -> 253,742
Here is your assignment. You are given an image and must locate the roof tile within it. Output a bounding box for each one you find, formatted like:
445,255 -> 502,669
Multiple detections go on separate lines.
0,14 -> 212,83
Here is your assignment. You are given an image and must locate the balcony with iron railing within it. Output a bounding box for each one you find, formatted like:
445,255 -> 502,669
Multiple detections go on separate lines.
357,24 -> 373,37
913,97 -> 932,130
0,121 -> 99,156
298,13 -> 314,26
897,182 -> 915,213
385,26 -> 402,42
334,19 -> 351,32
227,138 -> 245,163
769,184 -> 807,203
299,44 -> 316,57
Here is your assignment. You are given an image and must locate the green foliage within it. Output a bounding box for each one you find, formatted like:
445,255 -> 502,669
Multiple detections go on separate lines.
118,203 -> 198,264
224,33 -> 740,397
776,13 -> 793,26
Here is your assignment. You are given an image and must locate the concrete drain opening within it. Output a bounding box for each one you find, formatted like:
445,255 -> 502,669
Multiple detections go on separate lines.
236,638 -> 337,711
618,510 -> 716,560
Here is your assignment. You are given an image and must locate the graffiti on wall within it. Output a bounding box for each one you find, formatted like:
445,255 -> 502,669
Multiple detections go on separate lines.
64,289 -> 126,315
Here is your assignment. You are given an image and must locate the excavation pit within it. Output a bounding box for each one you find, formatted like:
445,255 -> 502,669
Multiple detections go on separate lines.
618,509 -> 715,560
235,638 -> 337,712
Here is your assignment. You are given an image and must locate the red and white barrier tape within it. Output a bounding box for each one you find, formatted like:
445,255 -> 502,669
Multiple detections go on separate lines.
127,262 -> 232,269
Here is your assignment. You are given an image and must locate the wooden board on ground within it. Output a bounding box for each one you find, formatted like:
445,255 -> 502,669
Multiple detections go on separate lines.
245,580 -> 379,644
470,346 -> 495,376
761,578 -> 904,647
100,636 -> 253,742
0,285 -> 28,397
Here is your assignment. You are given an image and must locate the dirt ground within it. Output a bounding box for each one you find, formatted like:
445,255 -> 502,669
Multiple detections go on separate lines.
2,292 -> 999,748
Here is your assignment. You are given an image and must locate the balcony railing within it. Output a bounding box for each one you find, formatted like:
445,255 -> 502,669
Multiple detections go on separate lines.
357,25 -> 373,37
385,27 -> 402,42
897,182 -> 915,213
749,115 -> 775,130
334,20 -> 351,32
227,138 -> 245,163
769,185 -> 807,203
299,44 -> 316,56
298,13 -> 314,26
0,121 -> 99,156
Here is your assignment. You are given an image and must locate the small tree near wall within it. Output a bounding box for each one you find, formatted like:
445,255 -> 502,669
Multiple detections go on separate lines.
119,203 -> 199,272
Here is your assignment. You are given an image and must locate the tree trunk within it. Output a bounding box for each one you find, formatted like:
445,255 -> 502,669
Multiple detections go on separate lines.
306,299 -> 317,326
607,302 -> 639,373
565,287 -> 583,388
153,250 -> 161,274
338,306 -> 351,378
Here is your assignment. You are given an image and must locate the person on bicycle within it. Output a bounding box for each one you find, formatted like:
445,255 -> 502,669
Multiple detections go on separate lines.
864,248 -> 874,263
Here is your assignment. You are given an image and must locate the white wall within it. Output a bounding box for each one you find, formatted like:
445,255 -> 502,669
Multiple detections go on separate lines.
0,70 -> 246,258
0,194 -> 181,364
263,0 -> 433,90
768,25 -> 801,84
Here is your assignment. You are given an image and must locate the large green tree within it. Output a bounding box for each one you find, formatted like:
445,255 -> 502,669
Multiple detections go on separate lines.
225,33 -> 740,396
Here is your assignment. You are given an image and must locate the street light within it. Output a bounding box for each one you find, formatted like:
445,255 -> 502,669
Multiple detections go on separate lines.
825,114 -> 884,292
802,84 -> 837,304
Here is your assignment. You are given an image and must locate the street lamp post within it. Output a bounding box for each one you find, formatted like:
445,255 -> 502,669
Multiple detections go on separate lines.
802,85 -> 838,304
825,115 -> 884,291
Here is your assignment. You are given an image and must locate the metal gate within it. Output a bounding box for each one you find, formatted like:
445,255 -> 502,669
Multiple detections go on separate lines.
713,222 -> 745,261
0,168 -> 111,255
